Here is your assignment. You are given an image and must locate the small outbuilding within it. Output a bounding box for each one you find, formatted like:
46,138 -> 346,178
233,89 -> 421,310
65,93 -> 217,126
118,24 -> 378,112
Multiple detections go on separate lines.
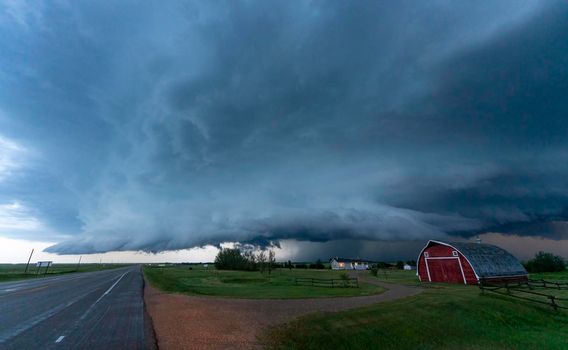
417,240 -> 528,285
330,257 -> 370,270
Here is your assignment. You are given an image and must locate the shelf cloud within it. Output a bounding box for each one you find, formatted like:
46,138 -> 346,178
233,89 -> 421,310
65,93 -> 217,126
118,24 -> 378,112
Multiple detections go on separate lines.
0,1 -> 567,255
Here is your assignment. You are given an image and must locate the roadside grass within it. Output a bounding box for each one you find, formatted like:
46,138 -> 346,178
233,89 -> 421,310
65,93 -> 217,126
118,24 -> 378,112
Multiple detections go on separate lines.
0,264 -> 130,283
143,265 -> 385,299
263,270 -> 568,350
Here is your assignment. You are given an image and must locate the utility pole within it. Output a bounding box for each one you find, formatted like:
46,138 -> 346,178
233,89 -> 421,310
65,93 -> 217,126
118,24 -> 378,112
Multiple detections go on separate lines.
76,256 -> 82,271
24,248 -> 34,274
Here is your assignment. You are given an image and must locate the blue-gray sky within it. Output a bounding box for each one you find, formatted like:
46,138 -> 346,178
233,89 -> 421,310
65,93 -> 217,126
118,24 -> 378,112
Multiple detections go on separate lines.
1,1 -> 568,259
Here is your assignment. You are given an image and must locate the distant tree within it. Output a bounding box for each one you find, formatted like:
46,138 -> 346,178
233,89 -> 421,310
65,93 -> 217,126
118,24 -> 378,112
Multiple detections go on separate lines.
396,261 -> 405,269
370,264 -> 379,277
376,262 -> 391,269
308,259 -> 325,269
287,260 -> 293,270
268,250 -> 276,274
257,250 -> 267,273
524,252 -> 566,273
214,248 -> 248,270
243,250 -> 257,271
295,263 -> 307,269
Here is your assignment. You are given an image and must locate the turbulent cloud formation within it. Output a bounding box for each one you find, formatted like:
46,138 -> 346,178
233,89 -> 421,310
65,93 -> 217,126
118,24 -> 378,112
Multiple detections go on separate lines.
0,1 -> 567,254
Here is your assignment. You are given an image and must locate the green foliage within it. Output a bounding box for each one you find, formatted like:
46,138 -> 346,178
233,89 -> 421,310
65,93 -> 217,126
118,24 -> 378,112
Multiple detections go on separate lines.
396,260 -> 405,269
214,248 -> 250,271
524,251 -> 566,273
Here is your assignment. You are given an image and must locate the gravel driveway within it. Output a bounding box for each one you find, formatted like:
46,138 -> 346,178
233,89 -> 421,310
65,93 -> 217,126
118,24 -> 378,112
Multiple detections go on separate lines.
144,272 -> 421,350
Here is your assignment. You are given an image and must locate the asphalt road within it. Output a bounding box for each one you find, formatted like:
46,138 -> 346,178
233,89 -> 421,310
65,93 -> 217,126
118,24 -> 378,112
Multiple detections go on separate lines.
0,265 -> 156,350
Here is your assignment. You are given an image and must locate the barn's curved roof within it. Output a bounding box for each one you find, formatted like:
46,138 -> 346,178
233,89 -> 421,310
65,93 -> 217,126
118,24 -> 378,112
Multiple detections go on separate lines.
426,240 -> 527,278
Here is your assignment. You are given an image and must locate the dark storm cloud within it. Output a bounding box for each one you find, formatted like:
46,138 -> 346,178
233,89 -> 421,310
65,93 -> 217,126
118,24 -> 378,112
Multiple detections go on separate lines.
0,1 -> 567,255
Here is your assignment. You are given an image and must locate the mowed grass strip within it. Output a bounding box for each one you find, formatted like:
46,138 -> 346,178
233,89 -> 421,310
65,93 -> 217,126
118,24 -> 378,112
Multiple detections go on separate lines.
0,263 -> 130,283
262,271 -> 568,350
144,265 -> 384,299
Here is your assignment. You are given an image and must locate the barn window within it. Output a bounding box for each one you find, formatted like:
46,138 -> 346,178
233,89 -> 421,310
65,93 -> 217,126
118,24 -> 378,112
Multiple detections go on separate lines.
424,252 -> 429,258
452,250 -> 458,257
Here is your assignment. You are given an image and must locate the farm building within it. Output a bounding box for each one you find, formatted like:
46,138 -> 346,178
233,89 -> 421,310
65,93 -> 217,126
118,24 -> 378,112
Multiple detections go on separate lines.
403,264 -> 416,271
330,257 -> 370,270
417,240 -> 528,285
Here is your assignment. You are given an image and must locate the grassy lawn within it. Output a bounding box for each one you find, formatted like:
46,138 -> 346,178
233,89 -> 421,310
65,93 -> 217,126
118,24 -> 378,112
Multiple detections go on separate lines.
263,270 -> 568,350
530,269 -> 568,281
144,265 -> 385,299
373,269 -> 421,286
0,263 -> 130,283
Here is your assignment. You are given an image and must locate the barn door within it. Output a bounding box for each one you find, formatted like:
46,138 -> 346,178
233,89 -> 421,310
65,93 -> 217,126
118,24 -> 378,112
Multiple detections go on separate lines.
427,259 -> 464,284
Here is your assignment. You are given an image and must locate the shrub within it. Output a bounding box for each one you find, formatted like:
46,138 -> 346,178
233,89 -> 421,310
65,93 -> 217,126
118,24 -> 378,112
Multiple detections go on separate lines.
295,264 -> 308,269
524,252 -> 566,273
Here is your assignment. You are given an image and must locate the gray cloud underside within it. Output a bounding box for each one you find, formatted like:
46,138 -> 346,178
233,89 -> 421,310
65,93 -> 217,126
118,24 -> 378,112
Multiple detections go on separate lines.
1,1 -> 567,254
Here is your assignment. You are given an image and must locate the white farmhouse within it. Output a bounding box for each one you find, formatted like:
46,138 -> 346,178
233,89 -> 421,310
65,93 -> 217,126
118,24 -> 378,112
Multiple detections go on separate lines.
329,257 -> 370,270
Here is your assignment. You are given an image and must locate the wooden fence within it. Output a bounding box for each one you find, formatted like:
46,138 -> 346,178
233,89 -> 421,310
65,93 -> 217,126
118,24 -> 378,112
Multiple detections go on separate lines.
295,277 -> 359,288
479,279 -> 568,311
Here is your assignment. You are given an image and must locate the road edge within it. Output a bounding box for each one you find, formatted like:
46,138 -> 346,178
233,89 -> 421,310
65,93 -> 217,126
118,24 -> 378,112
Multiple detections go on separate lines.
142,268 -> 159,350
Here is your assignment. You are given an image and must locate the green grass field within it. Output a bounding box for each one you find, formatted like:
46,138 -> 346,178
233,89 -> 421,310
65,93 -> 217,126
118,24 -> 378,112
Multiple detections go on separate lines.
144,265 -> 385,299
263,270 -> 568,350
0,263 -> 130,283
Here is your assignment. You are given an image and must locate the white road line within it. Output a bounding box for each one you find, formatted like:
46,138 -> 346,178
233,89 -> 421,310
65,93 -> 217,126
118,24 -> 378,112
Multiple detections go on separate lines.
55,335 -> 65,343
79,271 -> 129,321
0,269 -> 131,344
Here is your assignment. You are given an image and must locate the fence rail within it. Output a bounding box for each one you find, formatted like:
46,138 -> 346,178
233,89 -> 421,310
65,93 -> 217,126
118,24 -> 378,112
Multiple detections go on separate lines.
480,280 -> 568,311
528,279 -> 568,290
295,277 -> 359,288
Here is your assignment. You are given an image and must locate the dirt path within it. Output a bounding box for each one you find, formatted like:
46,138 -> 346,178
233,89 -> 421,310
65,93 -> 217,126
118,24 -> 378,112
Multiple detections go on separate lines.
144,272 -> 421,350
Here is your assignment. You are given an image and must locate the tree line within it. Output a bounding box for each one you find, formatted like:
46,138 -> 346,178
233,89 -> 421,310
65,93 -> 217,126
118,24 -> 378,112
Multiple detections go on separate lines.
214,248 -> 276,273
523,251 -> 566,273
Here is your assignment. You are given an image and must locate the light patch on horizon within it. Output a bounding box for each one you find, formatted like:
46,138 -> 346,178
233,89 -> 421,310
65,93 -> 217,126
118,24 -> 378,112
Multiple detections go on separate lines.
0,236 -> 222,264
478,232 -> 568,260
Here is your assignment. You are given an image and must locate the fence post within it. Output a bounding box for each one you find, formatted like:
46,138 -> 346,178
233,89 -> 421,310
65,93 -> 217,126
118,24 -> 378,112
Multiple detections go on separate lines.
549,296 -> 558,311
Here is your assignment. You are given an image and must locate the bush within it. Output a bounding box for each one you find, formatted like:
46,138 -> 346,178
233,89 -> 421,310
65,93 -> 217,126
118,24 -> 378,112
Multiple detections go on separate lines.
524,252 -> 566,273
295,264 -> 308,269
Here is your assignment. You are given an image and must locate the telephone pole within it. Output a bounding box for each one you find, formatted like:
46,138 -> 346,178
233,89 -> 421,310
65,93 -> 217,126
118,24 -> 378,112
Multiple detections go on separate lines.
76,256 -> 82,271
24,248 -> 34,274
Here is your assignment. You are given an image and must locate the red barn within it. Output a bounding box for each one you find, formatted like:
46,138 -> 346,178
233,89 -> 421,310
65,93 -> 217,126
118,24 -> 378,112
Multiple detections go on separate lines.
417,240 -> 528,285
